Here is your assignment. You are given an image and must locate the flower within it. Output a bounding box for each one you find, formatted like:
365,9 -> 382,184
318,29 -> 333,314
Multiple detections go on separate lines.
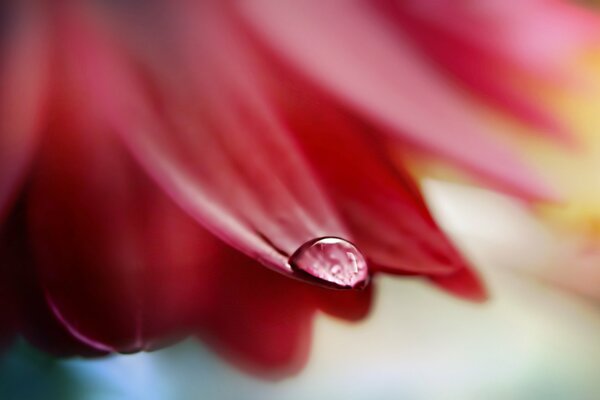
0,0 -> 595,375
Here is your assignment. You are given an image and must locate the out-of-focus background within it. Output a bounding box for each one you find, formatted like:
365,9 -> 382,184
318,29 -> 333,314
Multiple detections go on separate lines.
3,181 -> 600,400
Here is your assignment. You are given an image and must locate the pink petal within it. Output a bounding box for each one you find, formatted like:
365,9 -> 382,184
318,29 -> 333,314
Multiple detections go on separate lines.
387,0 -> 599,77
381,0 -> 599,142
64,2 -> 356,279
0,3 -> 48,221
236,0 -> 557,201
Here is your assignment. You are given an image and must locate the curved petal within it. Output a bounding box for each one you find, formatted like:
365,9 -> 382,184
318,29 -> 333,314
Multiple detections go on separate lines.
198,244 -> 373,376
63,2 -> 355,279
0,2 -> 48,221
380,0 -> 599,142
429,267 -> 487,302
386,0 -> 599,76
277,80 -> 474,277
0,227 -> 17,350
0,204 -> 101,357
25,51 -> 220,352
236,0 -> 556,201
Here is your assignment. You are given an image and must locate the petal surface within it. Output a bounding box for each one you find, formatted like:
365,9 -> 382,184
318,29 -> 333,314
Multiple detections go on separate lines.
277,81 -> 475,277
1,205 -> 106,357
199,245 -> 373,376
236,0 -> 556,201
0,2 -> 48,221
25,41 -> 220,352
65,2 -> 354,278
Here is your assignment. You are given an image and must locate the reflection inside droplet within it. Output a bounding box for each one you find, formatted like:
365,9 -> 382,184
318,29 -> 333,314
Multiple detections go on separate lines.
288,237 -> 369,289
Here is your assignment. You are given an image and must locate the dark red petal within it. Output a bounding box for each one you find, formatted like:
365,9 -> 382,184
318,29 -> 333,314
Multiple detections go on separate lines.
27,131 -> 217,353
236,0 -> 556,201
64,2 -> 355,279
0,2 -> 48,221
313,283 -> 374,322
0,205 -> 102,357
199,245 -> 373,376
0,228 -> 17,351
429,267 -> 488,302
199,249 -> 314,376
25,43 -> 220,352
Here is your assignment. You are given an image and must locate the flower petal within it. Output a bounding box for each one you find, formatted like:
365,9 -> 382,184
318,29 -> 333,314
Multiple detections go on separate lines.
278,83 -> 472,276
198,244 -> 373,376
0,2 -> 48,221
236,0 -> 556,201
0,204 -> 103,357
0,228 -> 17,351
381,0 -> 599,142
429,267 -> 488,302
65,2 -> 354,278
387,0 -> 599,76
25,53 -> 219,352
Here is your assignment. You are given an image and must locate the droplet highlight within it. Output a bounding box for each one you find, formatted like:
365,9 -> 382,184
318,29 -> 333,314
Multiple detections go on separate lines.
289,237 -> 369,289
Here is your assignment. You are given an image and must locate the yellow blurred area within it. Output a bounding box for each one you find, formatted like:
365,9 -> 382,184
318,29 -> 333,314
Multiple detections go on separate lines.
519,52 -> 600,234
401,49 -> 600,300
407,50 -> 600,237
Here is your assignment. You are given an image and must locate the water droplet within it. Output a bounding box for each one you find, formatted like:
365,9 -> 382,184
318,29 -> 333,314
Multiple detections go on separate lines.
288,237 -> 369,289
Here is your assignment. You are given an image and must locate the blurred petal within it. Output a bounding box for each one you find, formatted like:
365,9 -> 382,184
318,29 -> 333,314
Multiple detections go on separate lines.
199,246 -> 373,376
237,0 -> 555,201
390,0 -> 599,74
0,2 -> 48,221
0,228 -> 17,350
383,0 -> 599,141
0,203 -> 104,357
508,57 -> 600,299
429,267 -> 487,302
25,52 -> 219,352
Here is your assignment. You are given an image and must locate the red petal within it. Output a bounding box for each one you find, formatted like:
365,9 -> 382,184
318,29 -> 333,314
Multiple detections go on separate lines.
25,47 -> 220,352
199,245 -> 373,376
63,2 -> 354,278
0,227 -> 17,351
199,249 -> 315,375
429,267 -> 488,302
0,3 -> 48,221
236,0 -> 556,201
27,133 -> 217,353
277,81 -> 471,276
313,283 -> 374,322
0,205 -> 102,357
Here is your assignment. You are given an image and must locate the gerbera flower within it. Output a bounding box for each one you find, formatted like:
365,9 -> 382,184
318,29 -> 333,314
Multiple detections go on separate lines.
0,0 -> 595,374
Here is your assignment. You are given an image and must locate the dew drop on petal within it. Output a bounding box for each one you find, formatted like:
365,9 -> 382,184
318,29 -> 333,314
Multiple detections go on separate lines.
289,237 -> 369,289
